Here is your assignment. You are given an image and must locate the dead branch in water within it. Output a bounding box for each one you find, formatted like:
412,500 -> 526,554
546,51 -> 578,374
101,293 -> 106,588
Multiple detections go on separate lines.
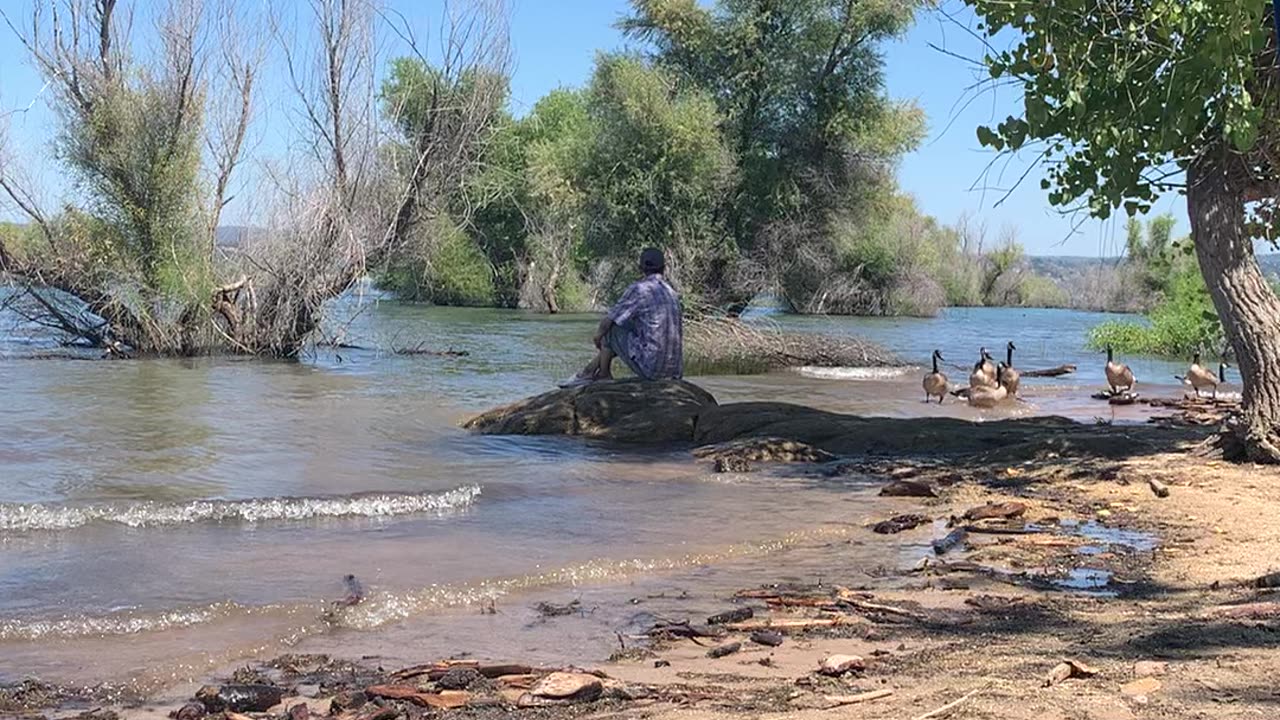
1020,364 -> 1077,377
685,316 -> 898,373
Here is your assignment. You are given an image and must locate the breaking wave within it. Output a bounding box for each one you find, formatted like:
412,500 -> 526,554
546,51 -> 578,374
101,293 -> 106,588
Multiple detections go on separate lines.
793,366 -> 912,380
0,485 -> 482,533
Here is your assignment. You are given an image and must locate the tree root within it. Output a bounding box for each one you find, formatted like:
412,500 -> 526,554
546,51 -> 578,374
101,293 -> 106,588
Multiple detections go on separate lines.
1197,416 -> 1280,464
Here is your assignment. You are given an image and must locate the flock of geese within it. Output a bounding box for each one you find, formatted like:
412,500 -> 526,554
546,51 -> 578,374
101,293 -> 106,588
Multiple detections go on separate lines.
922,343 -> 1231,408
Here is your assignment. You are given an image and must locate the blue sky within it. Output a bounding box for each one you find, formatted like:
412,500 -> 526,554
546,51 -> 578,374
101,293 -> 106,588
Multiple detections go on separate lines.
0,0 -> 1189,256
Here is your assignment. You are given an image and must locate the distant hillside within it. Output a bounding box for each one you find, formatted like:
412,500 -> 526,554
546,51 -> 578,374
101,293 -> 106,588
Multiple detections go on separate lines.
215,226 -> 255,248
1029,254 -> 1280,282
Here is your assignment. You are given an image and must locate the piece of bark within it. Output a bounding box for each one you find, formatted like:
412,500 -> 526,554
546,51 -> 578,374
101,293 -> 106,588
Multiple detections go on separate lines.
517,672 -> 603,707
872,513 -> 932,534
932,527 -> 969,555
706,642 -> 742,659
1147,478 -> 1171,498
821,689 -> 894,709
749,630 -> 784,647
962,502 -> 1027,521
495,674 -> 540,689
880,480 -> 938,498
366,686 -> 471,709
1043,659 -> 1099,687
707,607 -> 753,625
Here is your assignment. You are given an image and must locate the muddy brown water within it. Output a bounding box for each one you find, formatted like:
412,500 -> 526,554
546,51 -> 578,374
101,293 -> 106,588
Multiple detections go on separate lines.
0,302 -> 1200,697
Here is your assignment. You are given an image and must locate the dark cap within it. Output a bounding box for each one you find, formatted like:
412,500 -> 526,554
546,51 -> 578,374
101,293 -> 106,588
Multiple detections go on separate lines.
640,247 -> 665,274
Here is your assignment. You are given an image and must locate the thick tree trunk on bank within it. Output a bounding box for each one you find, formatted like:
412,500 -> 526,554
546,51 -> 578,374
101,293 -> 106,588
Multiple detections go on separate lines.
1188,154 -> 1280,463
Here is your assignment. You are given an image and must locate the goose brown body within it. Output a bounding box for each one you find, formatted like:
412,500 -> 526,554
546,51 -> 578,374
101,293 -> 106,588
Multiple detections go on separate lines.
923,350 -> 949,403
1105,345 -> 1135,393
968,363 -> 1009,408
1000,341 -> 1020,396
969,347 -> 998,389
1182,354 -> 1228,399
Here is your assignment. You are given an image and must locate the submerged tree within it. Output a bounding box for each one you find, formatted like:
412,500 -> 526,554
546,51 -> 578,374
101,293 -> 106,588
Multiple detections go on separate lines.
963,0 -> 1280,461
0,0 -> 249,354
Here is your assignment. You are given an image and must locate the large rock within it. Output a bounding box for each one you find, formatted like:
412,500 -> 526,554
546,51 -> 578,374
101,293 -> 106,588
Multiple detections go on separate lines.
463,379 -> 717,444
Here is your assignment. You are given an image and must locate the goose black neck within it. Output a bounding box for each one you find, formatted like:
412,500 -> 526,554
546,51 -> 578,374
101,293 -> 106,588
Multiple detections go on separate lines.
932,354 -> 939,373
1006,344 -> 1014,367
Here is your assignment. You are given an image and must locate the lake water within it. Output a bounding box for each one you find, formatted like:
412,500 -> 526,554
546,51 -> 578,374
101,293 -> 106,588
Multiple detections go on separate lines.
0,301 -> 1219,698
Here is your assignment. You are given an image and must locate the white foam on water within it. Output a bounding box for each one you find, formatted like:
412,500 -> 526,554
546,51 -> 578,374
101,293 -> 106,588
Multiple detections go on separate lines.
0,485 -> 482,533
792,366 -> 912,381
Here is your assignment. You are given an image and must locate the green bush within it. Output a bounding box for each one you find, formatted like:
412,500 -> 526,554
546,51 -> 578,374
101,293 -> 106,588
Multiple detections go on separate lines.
380,216 -> 496,306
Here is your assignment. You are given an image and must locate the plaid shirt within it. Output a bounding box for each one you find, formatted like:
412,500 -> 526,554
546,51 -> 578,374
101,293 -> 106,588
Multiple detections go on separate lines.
607,274 -> 684,380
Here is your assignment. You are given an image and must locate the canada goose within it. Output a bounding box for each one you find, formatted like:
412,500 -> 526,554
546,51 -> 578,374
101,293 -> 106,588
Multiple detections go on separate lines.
999,341 -> 1021,396
969,347 -> 998,389
923,350 -> 949,403
1178,353 -> 1229,399
968,363 -> 1009,408
1104,345 -> 1135,394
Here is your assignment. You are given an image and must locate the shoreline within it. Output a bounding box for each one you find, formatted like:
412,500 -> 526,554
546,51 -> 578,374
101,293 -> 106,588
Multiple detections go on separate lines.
14,399 -> 1280,720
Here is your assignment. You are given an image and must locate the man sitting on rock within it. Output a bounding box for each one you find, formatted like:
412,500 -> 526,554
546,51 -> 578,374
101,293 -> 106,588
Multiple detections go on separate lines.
560,247 -> 683,387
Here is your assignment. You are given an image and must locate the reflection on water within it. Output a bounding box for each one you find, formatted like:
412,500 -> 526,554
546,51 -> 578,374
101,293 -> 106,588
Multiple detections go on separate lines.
0,300 -> 1199,691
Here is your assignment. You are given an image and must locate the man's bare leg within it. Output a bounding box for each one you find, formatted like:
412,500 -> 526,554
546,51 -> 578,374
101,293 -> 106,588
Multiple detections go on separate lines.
594,345 -> 616,380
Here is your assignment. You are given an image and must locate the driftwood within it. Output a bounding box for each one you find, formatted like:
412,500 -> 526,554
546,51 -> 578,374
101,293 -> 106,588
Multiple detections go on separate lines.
724,617 -> 858,633
912,685 -> 989,720
1147,478 -> 1171,498
1019,364 -> 1077,378
822,689 -> 894,709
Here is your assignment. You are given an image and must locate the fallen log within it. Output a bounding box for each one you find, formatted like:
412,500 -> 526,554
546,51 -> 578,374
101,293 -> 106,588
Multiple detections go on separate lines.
1147,478 -> 1171,498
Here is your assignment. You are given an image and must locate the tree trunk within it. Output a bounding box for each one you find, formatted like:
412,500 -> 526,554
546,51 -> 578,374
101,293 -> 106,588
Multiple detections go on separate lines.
1188,152 -> 1280,463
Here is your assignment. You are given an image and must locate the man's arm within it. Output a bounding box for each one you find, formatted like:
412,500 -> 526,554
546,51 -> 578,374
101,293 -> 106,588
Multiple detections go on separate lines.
592,316 -> 613,349
599,283 -> 641,347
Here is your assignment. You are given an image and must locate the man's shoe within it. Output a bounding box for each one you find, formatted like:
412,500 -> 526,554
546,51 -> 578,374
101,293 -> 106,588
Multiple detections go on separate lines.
557,373 -> 594,389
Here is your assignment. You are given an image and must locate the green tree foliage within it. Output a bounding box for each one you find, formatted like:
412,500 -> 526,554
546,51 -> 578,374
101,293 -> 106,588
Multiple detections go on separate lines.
963,0 -> 1280,460
620,0 -> 926,309
377,57 -> 511,305
580,55 -> 735,303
